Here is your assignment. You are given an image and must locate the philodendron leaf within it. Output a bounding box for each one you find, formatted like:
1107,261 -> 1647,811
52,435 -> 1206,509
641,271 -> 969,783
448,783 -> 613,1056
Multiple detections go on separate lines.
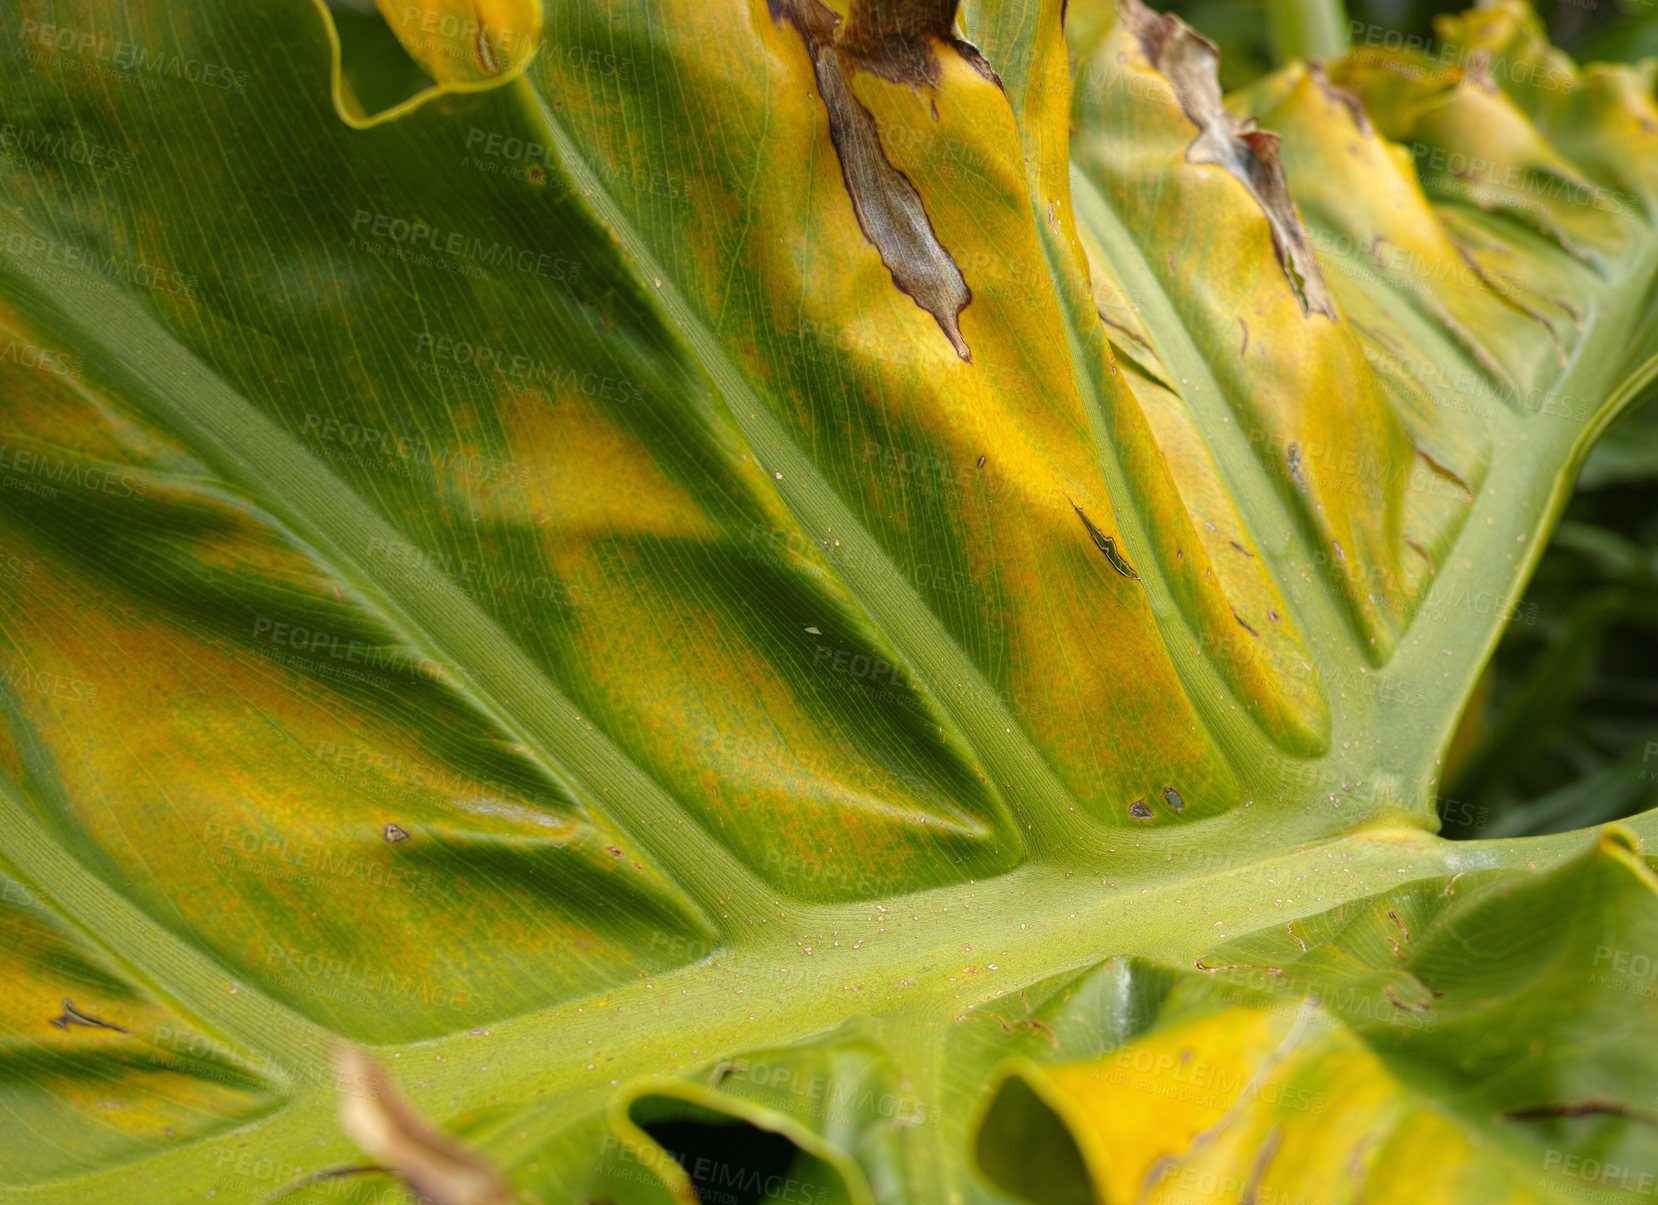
2,0 -> 1658,1199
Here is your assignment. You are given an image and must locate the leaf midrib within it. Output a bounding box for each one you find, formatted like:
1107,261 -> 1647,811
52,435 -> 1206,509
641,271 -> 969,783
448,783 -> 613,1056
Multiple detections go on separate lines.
8,814 -> 1651,1203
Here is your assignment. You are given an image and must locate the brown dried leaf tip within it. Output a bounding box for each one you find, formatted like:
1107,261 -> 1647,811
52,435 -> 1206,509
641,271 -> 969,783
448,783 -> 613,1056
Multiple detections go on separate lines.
335,1047 -> 514,1205
769,0 -> 988,360
1117,0 -> 1338,319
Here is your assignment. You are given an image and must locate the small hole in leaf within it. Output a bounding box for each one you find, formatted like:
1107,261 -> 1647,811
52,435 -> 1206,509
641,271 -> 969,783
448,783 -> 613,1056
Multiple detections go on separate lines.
627,1096 -> 847,1205
641,1119 -> 797,1205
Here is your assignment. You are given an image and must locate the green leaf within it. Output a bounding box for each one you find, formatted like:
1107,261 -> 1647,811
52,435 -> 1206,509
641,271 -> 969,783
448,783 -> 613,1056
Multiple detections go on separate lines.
2,0 -> 1657,1200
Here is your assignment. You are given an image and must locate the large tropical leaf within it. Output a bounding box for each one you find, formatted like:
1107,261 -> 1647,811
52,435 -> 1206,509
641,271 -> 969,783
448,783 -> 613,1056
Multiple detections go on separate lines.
3,0 -> 1658,1200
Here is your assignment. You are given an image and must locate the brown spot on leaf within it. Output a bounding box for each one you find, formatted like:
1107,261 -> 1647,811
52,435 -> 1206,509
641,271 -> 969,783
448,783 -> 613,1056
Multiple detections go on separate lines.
48,998 -> 126,1033
1385,908 -> 1409,955
1414,446 -> 1474,501
1067,495 -> 1140,580
1501,1101 -> 1658,1126
1383,984 -> 1431,1012
1019,1018 -> 1060,1047
1129,798 -> 1153,819
1286,442 -> 1306,488
1162,785 -> 1185,812
385,823 -> 409,842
